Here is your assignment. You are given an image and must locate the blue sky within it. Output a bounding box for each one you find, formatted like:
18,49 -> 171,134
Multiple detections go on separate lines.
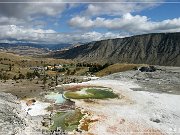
139,3 -> 180,21
0,0 -> 180,44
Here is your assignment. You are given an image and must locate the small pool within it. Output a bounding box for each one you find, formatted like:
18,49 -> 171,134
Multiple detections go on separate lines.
64,87 -> 119,99
50,109 -> 84,131
45,92 -> 66,104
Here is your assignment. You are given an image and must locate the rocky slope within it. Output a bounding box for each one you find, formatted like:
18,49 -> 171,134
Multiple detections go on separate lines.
0,92 -> 43,135
51,32 -> 180,66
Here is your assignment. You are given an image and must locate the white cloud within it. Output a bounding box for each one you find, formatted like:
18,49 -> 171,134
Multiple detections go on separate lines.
75,31 -> 128,42
0,25 -> 127,44
26,3 -> 66,17
0,25 -> 56,42
0,0 -> 161,24
69,13 -> 180,34
83,0 -> 162,16
0,1 -> 68,27
69,16 -> 94,28
0,16 -> 26,26
0,0 -> 178,44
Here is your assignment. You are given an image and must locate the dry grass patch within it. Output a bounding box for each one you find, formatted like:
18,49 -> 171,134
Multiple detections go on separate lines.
0,52 -> 73,79
96,63 -> 147,77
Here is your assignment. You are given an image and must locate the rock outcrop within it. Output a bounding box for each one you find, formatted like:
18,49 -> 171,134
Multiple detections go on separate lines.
0,93 -> 26,134
0,92 -> 42,135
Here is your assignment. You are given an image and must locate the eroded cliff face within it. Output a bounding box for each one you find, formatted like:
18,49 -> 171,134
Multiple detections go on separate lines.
52,32 -> 180,66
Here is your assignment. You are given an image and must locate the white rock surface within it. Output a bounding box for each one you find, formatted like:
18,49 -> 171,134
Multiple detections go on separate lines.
0,92 -> 44,135
20,100 -> 50,116
68,78 -> 180,135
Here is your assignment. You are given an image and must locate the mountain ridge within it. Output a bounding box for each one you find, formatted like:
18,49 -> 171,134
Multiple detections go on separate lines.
50,32 -> 180,66
0,43 -> 72,50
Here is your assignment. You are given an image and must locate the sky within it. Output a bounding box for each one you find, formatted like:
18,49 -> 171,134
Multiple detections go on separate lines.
0,0 -> 180,44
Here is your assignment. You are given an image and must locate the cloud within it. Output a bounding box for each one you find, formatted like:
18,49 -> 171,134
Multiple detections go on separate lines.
0,1 -> 68,28
0,16 -> 26,26
0,25 -> 127,44
69,13 -> 180,34
0,3 -> 66,18
0,1 -> 132,44
83,0 -> 162,16
0,0 -> 162,21
69,16 -> 94,28
0,25 -> 56,42
1,0 -> 178,44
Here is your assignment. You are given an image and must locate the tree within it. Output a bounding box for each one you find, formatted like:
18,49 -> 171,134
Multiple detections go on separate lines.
9,64 -> 12,71
1,72 -> 9,82
55,74 -> 58,86
18,73 -> 25,79
66,69 -> 70,75
70,69 -> 76,75
26,71 -> 40,79
13,75 -> 17,81
43,75 -> 47,89
26,72 -> 33,79
33,70 -> 40,78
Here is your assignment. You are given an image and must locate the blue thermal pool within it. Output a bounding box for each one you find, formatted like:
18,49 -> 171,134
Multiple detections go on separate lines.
45,92 -> 66,104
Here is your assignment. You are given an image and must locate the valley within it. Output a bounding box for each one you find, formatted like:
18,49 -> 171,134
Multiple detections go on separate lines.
0,33 -> 180,135
0,1 -> 180,135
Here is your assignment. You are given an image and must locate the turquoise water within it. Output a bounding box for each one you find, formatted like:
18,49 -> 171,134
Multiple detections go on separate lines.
45,92 -> 66,104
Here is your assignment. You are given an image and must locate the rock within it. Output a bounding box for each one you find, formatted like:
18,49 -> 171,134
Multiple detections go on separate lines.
0,92 -> 42,135
138,66 -> 156,72
26,99 -> 36,106
150,118 -> 161,123
0,92 -> 25,134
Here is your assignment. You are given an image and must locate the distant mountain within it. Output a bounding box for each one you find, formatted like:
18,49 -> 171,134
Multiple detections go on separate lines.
45,43 -> 72,50
50,32 -> 180,66
0,43 -> 72,56
0,43 -> 72,50
0,43 -> 38,48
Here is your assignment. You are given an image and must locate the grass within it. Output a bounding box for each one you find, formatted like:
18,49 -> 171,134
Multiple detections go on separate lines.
50,109 -> 84,131
95,63 -> 147,77
74,67 -> 89,76
0,52 -> 73,79
64,87 -> 118,99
